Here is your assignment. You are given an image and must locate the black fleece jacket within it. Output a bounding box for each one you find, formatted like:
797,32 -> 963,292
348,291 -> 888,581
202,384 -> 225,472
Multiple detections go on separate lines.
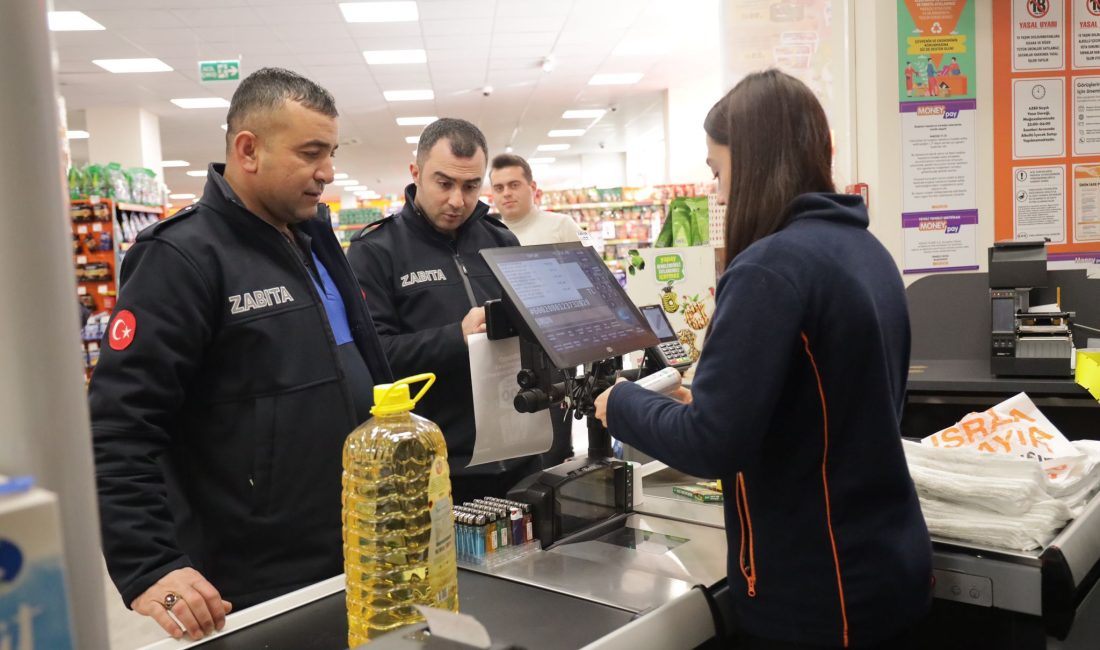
347,184 -> 537,477
608,193 -> 932,648
90,164 -> 392,608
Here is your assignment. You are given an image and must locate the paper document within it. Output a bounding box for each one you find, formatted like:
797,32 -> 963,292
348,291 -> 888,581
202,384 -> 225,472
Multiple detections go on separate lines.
467,333 -> 552,467
1027,303 -> 1061,313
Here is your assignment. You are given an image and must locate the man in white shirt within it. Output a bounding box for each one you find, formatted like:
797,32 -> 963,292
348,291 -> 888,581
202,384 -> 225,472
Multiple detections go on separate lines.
488,153 -> 583,468
489,154 -> 587,245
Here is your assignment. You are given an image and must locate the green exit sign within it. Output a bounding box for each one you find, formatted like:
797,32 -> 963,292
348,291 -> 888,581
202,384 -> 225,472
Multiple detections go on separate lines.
199,60 -> 240,82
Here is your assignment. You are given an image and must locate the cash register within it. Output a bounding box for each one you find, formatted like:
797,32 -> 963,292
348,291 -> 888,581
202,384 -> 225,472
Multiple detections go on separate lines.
480,243 -> 658,547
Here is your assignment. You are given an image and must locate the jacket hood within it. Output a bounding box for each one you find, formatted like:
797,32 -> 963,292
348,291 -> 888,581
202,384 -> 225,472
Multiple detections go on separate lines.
401,183 -> 490,242
784,192 -> 869,230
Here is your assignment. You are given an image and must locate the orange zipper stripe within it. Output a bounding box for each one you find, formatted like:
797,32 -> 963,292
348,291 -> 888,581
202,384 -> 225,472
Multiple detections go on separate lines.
735,472 -> 757,597
801,332 -> 849,648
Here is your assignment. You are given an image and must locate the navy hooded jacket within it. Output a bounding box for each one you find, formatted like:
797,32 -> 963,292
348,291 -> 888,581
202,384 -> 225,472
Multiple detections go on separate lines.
607,193 -> 932,647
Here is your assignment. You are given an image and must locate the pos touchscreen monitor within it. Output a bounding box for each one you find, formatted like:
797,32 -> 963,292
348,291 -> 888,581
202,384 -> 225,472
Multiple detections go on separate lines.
481,243 -> 658,369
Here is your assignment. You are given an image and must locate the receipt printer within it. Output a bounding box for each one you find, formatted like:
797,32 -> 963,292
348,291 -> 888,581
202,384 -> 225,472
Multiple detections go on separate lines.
989,241 -> 1074,377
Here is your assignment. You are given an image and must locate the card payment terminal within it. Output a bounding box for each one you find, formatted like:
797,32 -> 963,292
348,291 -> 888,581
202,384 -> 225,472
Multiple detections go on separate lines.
639,304 -> 694,370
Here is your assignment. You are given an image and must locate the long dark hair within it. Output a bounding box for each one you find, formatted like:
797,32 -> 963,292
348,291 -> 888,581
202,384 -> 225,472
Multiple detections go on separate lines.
704,69 -> 834,262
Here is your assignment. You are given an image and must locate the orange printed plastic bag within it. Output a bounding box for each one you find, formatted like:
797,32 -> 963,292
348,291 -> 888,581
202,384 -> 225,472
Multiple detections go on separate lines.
922,392 -> 1084,486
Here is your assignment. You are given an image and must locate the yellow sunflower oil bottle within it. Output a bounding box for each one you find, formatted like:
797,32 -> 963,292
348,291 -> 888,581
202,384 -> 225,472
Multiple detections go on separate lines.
342,373 -> 458,646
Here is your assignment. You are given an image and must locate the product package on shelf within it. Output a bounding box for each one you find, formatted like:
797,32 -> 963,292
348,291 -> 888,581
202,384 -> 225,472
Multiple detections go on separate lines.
69,193 -> 165,381
332,206 -> 385,246
538,184 -> 715,269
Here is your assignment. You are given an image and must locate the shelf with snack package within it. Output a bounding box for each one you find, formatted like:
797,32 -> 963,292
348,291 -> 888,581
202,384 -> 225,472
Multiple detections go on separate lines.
68,163 -> 168,381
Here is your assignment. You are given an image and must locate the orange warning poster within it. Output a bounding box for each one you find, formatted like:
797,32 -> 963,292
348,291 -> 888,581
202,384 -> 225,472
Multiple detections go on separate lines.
994,0 -> 1100,268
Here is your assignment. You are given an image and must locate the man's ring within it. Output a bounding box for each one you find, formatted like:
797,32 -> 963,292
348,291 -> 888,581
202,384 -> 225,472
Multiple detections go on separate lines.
161,592 -> 182,611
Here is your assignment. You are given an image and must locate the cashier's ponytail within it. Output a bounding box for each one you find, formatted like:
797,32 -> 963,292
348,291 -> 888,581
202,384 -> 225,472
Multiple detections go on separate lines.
705,69 -> 835,265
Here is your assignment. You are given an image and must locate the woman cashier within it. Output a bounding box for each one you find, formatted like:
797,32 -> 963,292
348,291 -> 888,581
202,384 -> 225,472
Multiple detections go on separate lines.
595,69 -> 932,649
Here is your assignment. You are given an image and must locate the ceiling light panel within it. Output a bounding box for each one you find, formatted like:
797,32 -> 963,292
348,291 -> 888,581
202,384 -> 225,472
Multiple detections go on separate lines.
93,58 -> 173,73
396,116 -> 437,126
537,144 -> 570,151
186,170 -> 208,177
562,109 -> 607,119
383,89 -> 434,102
548,129 -> 585,137
339,2 -> 419,23
171,97 -> 231,109
364,49 -> 427,64
66,130 -> 90,140
48,11 -> 105,31
161,160 -> 189,168
589,73 -> 644,85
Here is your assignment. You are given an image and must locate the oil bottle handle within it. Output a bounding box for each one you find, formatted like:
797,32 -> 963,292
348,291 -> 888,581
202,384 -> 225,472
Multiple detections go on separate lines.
404,373 -> 436,406
377,372 -> 437,409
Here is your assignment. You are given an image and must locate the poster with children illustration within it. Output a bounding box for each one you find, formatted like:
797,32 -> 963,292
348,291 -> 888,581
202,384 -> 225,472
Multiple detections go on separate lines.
897,0 -> 976,102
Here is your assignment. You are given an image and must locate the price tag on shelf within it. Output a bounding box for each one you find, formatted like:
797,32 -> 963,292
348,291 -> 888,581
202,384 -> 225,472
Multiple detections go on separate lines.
89,196 -> 101,205
76,255 -> 87,264
92,223 -> 102,232
98,285 -> 109,295
77,226 -> 88,234
77,286 -> 87,295
601,222 -> 617,239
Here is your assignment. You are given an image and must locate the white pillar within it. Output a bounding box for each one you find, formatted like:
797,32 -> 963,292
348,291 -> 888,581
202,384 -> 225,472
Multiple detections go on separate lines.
0,2 -> 109,649
663,77 -> 721,184
86,106 -> 165,179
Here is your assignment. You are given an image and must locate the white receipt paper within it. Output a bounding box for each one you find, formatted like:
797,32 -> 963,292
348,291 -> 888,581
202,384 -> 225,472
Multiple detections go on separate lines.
467,332 -> 552,467
414,606 -> 492,649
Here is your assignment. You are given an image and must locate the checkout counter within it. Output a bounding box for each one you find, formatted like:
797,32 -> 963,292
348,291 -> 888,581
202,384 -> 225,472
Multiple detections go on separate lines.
904,266 -> 1100,649
136,252 -> 1099,650
139,243 -> 733,650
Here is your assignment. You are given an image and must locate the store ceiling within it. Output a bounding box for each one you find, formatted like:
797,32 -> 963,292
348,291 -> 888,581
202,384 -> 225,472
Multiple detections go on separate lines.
54,0 -> 720,204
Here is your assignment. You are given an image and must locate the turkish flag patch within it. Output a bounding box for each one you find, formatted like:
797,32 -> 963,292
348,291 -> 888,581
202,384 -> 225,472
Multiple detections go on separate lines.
108,310 -> 137,351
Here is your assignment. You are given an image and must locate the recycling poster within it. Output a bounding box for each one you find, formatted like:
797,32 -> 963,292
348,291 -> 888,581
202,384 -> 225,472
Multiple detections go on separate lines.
992,0 -> 1100,273
897,0 -> 980,273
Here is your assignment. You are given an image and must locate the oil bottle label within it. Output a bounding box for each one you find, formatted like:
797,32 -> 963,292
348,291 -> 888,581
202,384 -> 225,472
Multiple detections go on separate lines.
427,453 -> 454,605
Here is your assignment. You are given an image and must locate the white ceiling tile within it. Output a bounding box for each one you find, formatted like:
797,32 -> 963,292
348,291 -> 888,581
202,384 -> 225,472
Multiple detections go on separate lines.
424,35 -> 490,52
345,23 -> 423,39
283,38 -> 359,55
170,7 -> 265,28
114,27 -> 203,48
556,29 -> 627,45
490,31 -> 558,48
492,16 -> 567,33
84,9 -> 186,30
490,44 -> 556,59
369,70 -> 433,87
495,1 -> 571,18
197,25 -> 278,44
488,57 -> 541,71
354,36 -> 425,51
257,4 -> 345,24
416,0 -> 495,20
421,19 -> 492,37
